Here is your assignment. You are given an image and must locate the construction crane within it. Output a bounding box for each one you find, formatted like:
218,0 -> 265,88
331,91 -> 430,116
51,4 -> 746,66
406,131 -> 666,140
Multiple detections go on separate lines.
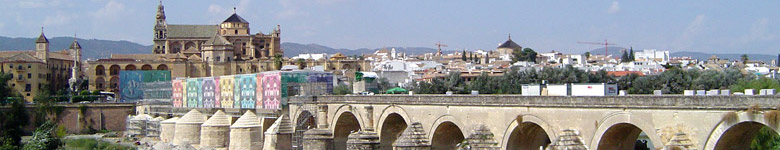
435,41 -> 448,56
577,40 -> 616,56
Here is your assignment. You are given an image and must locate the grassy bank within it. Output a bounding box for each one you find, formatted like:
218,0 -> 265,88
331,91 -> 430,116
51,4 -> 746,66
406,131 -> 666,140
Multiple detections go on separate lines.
63,138 -> 135,150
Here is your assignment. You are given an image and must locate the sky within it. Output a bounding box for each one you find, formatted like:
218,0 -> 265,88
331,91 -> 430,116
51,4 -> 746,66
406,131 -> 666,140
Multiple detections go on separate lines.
0,0 -> 778,54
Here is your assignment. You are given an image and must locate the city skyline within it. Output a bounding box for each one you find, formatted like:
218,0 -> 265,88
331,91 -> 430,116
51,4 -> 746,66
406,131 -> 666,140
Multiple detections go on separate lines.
0,0 -> 778,55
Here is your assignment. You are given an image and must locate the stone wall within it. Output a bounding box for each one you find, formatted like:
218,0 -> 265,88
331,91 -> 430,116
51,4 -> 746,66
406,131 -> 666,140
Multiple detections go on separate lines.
291,95 -> 780,110
0,103 -> 135,134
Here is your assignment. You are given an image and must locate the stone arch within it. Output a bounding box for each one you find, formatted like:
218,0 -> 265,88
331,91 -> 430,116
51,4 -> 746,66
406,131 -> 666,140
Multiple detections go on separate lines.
378,113 -> 408,150
704,112 -> 779,150
95,77 -> 105,90
293,110 -> 316,150
184,41 -> 197,50
502,114 -> 556,150
333,111 -> 361,150
170,41 -> 182,53
342,64 -> 352,70
125,64 -> 137,70
591,112 -> 662,150
331,104 -> 366,131
109,77 -> 119,89
109,65 -> 120,75
430,118 -> 465,150
157,64 -> 168,70
141,64 -> 153,70
95,65 -> 105,75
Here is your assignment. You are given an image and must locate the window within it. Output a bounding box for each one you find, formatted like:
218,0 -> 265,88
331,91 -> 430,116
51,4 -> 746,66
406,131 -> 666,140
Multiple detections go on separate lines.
216,56 -> 221,62
27,65 -> 31,68
26,93 -> 30,97
25,84 -> 31,92
8,64 -> 12,68
11,84 -> 15,87
27,73 -> 31,78
234,30 -> 238,34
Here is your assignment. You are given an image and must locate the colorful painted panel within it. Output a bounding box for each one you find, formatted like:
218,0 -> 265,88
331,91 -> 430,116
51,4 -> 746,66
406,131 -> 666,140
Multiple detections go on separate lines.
201,77 -> 217,108
214,77 -> 221,108
237,74 -> 256,109
256,73 -> 264,109
182,80 -> 188,107
281,72 -> 309,107
119,70 -> 171,102
172,79 -> 183,107
219,76 -> 234,109
262,72 -> 281,110
186,78 -> 202,108
119,71 -> 144,102
308,72 -> 334,94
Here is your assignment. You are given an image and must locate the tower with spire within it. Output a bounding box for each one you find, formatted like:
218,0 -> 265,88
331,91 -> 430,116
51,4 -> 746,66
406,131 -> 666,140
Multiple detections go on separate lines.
69,35 -> 83,95
35,27 -> 49,63
153,0 -> 168,54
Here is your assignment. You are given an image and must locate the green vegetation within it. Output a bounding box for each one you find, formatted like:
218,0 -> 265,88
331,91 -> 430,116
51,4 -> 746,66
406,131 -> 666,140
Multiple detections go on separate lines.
409,65 -> 769,95
511,48 -> 537,63
333,84 -> 352,95
63,138 -> 134,150
751,127 -> 780,150
23,121 -> 62,150
0,98 -> 29,148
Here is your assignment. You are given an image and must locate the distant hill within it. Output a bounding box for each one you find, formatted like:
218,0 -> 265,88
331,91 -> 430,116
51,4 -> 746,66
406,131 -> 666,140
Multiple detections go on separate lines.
281,43 -> 438,57
0,36 -> 151,59
586,46 -> 629,58
671,51 -> 776,63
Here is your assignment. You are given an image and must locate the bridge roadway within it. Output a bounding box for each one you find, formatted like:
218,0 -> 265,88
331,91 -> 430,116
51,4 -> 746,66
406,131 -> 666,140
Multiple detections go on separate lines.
289,95 -> 780,150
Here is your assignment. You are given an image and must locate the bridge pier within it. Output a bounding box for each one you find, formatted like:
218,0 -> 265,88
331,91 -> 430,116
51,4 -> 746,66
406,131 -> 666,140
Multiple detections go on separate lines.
393,122 -> 431,150
303,104 -> 334,150
346,106 -> 380,150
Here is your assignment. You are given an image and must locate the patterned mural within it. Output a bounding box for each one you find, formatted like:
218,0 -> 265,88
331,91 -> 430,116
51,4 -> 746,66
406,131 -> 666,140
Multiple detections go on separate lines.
119,70 -> 171,102
219,76 -> 234,109
172,79 -> 183,107
172,71 -> 332,110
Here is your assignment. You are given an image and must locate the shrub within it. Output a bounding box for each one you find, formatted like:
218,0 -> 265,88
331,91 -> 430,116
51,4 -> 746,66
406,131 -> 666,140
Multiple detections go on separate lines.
23,121 -> 62,150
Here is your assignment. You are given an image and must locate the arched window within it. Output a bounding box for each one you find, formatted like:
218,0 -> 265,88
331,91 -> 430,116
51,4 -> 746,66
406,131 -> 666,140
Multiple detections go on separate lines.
95,65 -> 105,75
109,65 -> 120,75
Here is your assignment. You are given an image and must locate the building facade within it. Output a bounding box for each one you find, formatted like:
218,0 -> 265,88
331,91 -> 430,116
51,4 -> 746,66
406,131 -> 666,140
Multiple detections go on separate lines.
86,2 -> 370,95
0,31 -> 81,102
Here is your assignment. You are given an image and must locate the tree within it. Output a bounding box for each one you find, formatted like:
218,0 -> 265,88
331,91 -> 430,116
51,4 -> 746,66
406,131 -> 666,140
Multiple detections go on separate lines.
751,126 -> 780,150
621,50 -> 630,63
376,78 -> 395,92
273,54 -> 283,70
742,54 -> 749,64
461,50 -> 467,61
296,58 -> 307,70
730,77 -> 780,95
511,48 -> 537,63
333,84 -> 352,95
628,47 -> 635,61
22,121 -> 62,150
0,98 -> 29,148
584,52 -> 591,60
470,53 -> 474,61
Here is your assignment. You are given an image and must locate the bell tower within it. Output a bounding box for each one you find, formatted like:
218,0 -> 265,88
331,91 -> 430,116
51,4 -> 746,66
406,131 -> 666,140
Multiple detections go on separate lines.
35,27 -> 49,63
153,0 -> 168,54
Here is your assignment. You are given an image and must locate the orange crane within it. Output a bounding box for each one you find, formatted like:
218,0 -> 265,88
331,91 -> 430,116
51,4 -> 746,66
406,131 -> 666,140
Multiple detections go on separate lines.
435,41 -> 448,56
578,40 -> 616,56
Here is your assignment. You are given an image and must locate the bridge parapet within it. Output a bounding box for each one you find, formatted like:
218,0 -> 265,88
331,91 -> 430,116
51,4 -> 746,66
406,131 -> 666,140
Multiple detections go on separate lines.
291,95 -> 780,110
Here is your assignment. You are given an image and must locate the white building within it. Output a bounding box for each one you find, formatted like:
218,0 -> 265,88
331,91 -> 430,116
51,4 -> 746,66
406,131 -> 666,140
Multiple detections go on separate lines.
634,49 -> 670,63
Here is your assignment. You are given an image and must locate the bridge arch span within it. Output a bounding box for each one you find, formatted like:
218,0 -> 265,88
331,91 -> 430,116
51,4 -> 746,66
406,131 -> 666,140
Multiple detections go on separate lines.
376,105 -> 411,149
331,104 -> 366,130
591,112 -> 662,150
502,114 -> 556,150
704,112 -> 780,150
332,110 -> 362,150
429,115 -> 467,150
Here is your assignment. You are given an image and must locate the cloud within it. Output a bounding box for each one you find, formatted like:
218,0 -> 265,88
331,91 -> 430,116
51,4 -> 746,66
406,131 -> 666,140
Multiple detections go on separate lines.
43,13 -> 74,26
607,1 -> 620,14
92,0 -> 126,19
672,15 -> 707,50
738,18 -> 775,44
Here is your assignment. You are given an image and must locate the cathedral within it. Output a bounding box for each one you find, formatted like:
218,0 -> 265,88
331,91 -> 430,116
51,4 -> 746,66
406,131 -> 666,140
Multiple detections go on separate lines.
151,2 -> 282,60
86,2 -> 283,94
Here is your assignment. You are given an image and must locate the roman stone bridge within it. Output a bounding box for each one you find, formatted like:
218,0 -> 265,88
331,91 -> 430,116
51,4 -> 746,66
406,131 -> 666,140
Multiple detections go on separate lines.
289,95 -> 780,150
